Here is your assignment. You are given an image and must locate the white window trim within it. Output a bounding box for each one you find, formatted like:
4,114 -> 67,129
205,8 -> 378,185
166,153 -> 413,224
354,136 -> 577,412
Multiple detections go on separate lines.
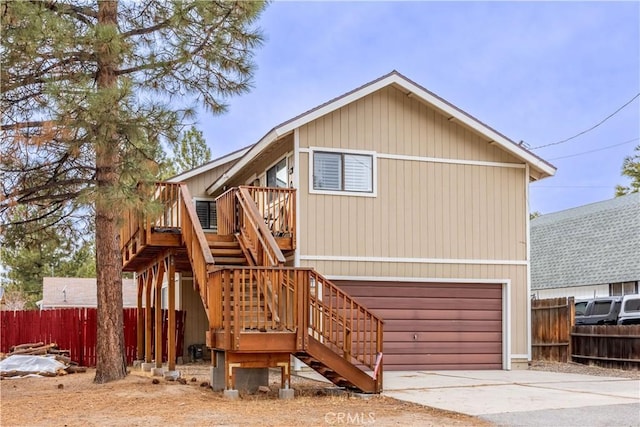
308,146 -> 377,198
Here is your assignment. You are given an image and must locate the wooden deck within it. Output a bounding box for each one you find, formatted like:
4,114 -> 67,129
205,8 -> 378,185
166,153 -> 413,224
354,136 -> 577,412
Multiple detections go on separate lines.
120,183 -> 383,393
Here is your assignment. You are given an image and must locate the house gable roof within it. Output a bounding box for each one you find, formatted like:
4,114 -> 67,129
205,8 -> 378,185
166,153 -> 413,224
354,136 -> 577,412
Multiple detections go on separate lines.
206,70 -> 556,195
166,144 -> 253,183
530,192 -> 640,290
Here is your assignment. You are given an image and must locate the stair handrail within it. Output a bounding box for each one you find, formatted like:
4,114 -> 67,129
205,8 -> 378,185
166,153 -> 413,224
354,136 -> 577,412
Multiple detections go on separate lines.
306,269 -> 384,373
235,187 -> 286,266
177,184 -> 215,304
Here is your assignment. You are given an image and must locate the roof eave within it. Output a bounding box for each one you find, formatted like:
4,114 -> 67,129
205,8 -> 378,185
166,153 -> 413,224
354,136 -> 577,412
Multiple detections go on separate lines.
206,129 -> 280,195
207,71 -> 556,192
166,145 -> 253,184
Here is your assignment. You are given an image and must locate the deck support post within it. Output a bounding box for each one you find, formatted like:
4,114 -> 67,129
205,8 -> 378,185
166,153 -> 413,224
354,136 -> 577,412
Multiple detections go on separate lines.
144,270 -> 153,363
166,253 -> 176,371
154,261 -> 165,369
136,273 -> 144,361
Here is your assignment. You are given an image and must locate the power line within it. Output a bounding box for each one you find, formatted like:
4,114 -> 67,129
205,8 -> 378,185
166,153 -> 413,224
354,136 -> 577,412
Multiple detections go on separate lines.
531,185 -> 613,189
530,92 -> 640,150
549,137 -> 639,161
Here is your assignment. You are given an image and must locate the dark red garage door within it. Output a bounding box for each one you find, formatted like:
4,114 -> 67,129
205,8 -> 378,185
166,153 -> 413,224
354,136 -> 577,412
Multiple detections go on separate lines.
334,281 -> 503,370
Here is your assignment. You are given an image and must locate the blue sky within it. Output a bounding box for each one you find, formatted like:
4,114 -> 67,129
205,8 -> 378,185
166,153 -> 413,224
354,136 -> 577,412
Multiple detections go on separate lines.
195,1 -> 640,215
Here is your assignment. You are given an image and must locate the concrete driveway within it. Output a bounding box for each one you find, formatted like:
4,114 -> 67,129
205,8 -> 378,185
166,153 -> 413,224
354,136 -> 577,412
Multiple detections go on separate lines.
383,370 -> 640,426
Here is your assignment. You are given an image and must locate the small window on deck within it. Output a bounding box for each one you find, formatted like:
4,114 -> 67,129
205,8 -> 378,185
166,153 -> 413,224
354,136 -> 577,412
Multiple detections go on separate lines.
195,200 -> 217,231
267,158 -> 288,188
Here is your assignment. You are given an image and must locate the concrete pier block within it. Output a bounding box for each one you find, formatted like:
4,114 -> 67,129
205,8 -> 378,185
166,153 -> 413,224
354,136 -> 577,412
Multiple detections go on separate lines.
279,388 -> 295,400
223,389 -> 239,400
163,370 -> 180,381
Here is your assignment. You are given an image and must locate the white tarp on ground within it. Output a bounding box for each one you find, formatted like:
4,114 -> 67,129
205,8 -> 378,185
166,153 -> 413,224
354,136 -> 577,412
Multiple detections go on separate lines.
0,354 -> 67,377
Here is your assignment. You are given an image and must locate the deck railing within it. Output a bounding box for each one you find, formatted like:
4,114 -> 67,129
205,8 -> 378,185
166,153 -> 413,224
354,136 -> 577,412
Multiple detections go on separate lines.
119,182 -> 214,305
308,270 -> 384,370
119,182 -> 183,261
177,184 -> 215,302
209,266 -> 383,374
243,186 -> 296,242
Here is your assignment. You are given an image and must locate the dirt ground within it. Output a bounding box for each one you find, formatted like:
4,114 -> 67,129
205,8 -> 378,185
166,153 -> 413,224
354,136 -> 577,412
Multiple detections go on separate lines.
0,364 -> 486,427
3,361 -> 636,426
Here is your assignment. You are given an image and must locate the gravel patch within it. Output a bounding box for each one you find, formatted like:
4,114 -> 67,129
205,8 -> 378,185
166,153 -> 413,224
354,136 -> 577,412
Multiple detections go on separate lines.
528,360 -> 640,379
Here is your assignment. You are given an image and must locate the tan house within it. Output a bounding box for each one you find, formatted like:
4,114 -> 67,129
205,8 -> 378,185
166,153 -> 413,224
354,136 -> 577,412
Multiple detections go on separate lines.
120,71 -> 555,393
40,277 -> 138,309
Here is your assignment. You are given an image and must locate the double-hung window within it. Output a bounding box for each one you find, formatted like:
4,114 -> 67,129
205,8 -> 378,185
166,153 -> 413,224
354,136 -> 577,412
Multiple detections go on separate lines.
312,150 -> 374,195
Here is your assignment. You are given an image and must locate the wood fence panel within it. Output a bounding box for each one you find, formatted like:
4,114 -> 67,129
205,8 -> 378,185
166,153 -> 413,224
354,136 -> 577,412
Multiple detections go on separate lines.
0,308 -> 185,367
572,325 -> 640,370
531,297 -> 574,362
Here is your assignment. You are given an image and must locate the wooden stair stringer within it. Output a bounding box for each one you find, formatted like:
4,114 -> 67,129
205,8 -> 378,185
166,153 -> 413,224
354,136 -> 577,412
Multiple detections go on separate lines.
295,336 -> 377,393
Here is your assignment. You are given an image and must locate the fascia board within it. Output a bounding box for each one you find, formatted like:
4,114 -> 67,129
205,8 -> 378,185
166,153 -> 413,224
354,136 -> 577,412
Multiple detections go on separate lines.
206,129 -> 279,195
396,76 -> 556,178
167,146 -> 251,183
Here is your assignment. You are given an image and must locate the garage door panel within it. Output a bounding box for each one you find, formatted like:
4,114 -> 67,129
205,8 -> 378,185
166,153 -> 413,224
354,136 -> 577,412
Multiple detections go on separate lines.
350,284 -> 502,299
385,331 -> 502,343
335,280 -> 503,371
384,319 -> 502,332
384,353 -> 502,366
375,309 -> 502,321
384,341 -> 502,354
350,297 -> 502,311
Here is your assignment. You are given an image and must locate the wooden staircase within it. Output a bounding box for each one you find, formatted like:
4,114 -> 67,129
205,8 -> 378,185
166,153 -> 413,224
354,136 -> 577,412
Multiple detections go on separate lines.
207,235 -> 248,266
120,183 -> 383,393
295,337 -> 383,391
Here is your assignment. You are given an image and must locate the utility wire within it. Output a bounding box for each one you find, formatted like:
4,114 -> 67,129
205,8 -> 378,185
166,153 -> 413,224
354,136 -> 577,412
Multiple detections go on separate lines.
530,93 -> 640,150
549,137 -> 639,161
531,185 -> 613,189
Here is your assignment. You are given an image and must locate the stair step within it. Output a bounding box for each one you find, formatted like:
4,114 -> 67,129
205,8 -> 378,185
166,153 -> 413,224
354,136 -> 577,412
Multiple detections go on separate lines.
213,256 -> 248,265
211,248 -> 244,258
210,240 -> 241,249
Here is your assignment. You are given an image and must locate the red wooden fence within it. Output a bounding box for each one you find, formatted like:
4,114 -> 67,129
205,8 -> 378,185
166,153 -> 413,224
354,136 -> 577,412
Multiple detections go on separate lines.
0,308 -> 185,367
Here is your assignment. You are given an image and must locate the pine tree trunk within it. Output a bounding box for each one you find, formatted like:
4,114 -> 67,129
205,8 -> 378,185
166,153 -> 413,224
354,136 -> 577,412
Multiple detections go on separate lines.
94,0 -> 127,384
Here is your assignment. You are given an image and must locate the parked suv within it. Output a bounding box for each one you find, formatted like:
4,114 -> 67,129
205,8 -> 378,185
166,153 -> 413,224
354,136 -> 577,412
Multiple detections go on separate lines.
617,294 -> 640,325
574,297 -> 622,325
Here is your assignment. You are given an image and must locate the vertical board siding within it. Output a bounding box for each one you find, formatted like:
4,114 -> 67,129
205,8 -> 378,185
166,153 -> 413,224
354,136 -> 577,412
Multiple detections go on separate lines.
302,154 -> 529,259
298,97 -> 527,261
183,159 -> 237,198
0,309 -> 185,367
181,278 -> 209,357
297,84 -> 530,359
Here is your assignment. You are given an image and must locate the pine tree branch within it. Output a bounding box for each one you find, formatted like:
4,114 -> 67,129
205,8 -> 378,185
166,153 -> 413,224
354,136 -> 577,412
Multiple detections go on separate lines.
116,6 -> 233,76
39,0 -> 97,26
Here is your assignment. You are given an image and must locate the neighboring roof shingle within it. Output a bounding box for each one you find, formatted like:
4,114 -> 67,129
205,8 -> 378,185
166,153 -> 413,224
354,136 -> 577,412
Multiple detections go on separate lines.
530,193 -> 640,290
41,277 -> 138,308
